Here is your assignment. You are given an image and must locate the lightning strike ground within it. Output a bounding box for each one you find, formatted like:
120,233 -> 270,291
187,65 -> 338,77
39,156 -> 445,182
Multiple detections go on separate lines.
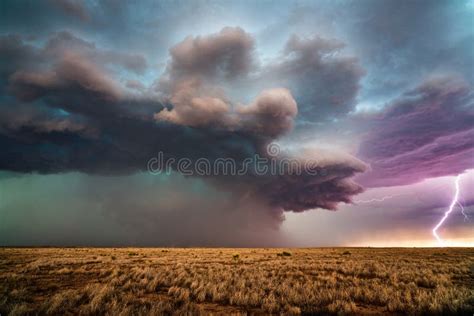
432,175 -> 462,246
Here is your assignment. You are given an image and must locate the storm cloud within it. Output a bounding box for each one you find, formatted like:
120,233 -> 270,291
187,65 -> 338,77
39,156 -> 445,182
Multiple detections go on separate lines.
0,27 -> 366,218
357,75 -> 474,187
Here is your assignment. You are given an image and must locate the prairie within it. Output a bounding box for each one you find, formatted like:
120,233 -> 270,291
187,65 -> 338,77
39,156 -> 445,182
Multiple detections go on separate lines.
0,247 -> 473,315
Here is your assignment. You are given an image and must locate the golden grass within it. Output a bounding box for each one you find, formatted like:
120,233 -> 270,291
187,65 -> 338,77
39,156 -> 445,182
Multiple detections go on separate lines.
0,247 -> 473,315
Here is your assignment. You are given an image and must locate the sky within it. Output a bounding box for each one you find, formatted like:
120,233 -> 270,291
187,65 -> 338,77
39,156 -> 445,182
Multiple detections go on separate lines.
0,0 -> 473,247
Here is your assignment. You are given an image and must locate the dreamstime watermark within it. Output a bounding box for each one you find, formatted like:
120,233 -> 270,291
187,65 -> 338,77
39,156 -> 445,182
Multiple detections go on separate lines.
147,143 -> 328,177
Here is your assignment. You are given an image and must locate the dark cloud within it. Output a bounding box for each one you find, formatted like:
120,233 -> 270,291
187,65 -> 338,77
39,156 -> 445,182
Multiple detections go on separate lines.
256,149 -> 366,212
0,28 -> 366,215
44,31 -> 148,75
0,103 -> 96,137
357,75 -> 474,187
0,35 -> 43,81
0,32 -> 147,89
260,35 -> 365,123
9,52 -> 122,104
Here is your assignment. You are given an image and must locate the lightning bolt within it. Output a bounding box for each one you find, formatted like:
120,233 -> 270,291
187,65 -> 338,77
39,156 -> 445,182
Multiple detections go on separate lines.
458,201 -> 469,222
432,175 -> 462,247
354,194 -> 403,204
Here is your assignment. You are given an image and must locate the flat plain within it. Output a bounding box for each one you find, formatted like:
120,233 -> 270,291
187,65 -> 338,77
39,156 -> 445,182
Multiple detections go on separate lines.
1,247 -> 473,315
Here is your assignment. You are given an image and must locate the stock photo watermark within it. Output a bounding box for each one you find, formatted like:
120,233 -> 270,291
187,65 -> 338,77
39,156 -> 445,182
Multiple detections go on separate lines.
147,143 -> 327,177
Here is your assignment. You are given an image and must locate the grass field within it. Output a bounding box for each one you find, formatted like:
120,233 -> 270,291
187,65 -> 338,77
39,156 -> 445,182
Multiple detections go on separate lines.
1,247 -> 473,315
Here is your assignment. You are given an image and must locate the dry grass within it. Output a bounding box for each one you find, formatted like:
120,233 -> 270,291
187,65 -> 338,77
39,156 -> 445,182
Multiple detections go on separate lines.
0,248 -> 473,315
